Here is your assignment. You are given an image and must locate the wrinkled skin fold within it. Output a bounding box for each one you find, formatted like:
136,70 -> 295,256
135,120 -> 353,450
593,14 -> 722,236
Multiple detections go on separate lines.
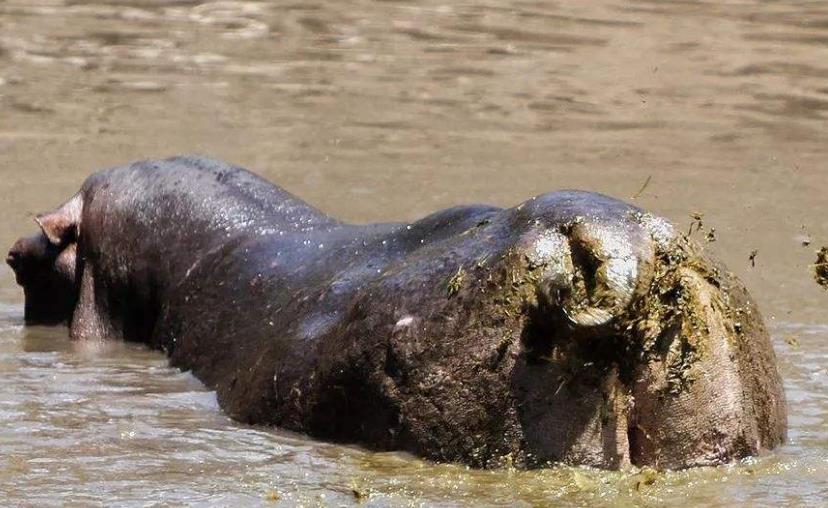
6,156 -> 786,469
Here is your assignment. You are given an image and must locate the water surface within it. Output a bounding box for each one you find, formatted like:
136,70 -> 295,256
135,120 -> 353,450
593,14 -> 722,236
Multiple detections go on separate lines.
0,1 -> 826,505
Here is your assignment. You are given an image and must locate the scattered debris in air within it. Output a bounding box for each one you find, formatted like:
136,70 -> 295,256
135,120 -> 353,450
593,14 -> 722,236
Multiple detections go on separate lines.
682,211 -> 720,247
797,225 -> 812,247
687,212 -> 704,237
705,228 -> 716,243
749,250 -> 759,267
632,175 -> 652,199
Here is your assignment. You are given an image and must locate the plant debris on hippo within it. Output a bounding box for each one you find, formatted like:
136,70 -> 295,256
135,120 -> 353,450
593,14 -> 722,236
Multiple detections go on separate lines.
6,156 -> 786,470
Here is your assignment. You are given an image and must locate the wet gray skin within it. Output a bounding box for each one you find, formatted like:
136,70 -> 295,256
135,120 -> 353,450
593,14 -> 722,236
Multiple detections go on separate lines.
6,155 -> 786,470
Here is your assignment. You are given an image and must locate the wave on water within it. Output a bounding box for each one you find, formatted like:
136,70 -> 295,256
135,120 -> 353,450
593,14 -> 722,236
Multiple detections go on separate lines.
0,300 -> 23,332
773,321 -> 828,334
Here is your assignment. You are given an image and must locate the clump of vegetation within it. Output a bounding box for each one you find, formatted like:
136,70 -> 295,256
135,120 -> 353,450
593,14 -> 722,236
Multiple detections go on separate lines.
814,247 -> 828,290
468,218 -> 738,399
626,236 -> 714,394
684,212 -> 717,244
350,478 -> 372,502
446,266 -> 466,298
705,228 -> 716,243
628,466 -> 658,491
687,212 -> 705,237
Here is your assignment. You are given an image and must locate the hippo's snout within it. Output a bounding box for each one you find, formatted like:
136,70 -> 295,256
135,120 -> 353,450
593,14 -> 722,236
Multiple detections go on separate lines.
6,237 -> 30,270
6,250 -> 20,270
6,238 -> 33,279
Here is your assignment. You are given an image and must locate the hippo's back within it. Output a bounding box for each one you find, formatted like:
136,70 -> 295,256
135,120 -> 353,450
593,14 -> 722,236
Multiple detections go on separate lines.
81,155 -> 339,238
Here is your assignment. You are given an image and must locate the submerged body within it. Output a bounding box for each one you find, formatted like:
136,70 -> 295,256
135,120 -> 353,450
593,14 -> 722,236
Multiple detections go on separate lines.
7,156 -> 786,469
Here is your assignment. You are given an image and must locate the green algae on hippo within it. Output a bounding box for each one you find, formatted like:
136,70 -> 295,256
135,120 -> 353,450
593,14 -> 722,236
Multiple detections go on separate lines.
6,156 -> 786,470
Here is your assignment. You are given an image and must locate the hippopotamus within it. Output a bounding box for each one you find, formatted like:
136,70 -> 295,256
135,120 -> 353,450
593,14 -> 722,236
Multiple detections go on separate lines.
6,156 -> 786,470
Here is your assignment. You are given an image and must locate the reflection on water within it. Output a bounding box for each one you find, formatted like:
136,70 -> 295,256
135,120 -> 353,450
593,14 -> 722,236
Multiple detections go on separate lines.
0,0 -> 827,505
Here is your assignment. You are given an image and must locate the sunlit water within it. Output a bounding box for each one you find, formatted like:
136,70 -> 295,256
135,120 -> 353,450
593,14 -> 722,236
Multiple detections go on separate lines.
1,0 -> 827,505
0,302 -> 825,506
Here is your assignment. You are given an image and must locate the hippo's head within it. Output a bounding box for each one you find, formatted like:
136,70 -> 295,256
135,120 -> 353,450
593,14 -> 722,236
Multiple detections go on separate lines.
6,195 -> 82,325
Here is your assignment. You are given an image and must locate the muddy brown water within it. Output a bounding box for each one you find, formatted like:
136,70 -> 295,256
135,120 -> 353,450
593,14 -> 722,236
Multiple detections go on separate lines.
0,1 -> 826,506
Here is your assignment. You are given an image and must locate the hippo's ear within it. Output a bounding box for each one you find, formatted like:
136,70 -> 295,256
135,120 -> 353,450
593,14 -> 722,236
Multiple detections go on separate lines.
35,193 -> 83,246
